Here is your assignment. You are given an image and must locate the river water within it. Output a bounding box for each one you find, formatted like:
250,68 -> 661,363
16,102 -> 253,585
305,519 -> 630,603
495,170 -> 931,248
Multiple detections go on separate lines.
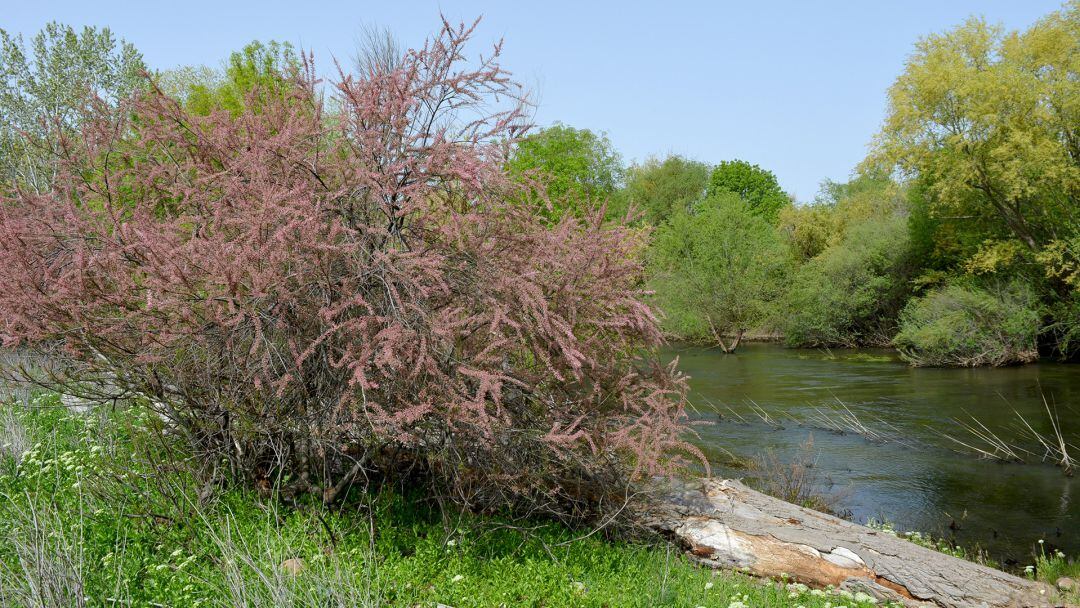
667,342 -> 1079,564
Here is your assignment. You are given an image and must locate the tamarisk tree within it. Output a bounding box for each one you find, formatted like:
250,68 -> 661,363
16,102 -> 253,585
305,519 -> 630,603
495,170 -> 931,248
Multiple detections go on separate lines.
0,19 -> 698,519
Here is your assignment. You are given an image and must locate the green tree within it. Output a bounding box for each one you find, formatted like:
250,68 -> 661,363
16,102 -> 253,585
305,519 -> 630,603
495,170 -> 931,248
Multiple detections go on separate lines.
868,4 -> 1079,254
0,22 -> 145,192
618,155 -> 709,225
868,3 -> 1080,359
707,159 -> 791,223
648,194 -> 788,352
782,215 -> 915,347
507,123 -> 623,220
159,40 -> 299,116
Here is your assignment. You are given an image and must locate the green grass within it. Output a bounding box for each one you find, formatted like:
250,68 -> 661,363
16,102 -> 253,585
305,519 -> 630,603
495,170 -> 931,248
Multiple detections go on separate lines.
0,394 -> 911,607
1030,541 -> 1080,603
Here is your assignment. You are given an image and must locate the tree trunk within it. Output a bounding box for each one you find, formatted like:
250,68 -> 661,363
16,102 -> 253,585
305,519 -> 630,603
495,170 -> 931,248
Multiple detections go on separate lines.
706,318 -> 743,354
643,477 -> 1070,608
728,329 -> 744,353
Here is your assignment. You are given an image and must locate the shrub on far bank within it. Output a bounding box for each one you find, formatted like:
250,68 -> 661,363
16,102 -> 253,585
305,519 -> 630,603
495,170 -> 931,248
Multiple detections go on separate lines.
893,281 -> 1041,367
782,215 -> 914,347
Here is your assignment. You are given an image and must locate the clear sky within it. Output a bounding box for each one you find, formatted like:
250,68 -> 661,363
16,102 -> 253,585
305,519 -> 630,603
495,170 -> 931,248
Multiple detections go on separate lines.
4,0 -> 1066,200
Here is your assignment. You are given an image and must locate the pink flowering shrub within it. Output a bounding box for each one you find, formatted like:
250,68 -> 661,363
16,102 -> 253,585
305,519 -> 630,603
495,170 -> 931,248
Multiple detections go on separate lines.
0,20 -> 698,517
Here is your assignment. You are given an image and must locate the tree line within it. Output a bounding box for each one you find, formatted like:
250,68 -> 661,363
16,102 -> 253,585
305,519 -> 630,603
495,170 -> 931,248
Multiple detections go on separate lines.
507,2 -> 1079,367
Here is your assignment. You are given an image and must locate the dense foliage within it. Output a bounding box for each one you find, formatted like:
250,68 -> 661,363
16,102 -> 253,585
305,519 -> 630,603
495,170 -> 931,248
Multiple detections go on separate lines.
782,215 -> 915,347
648,195 -> 788,352
506,123 -> 624,220
619,155 -> 710,225
869,7 -> 1078,255
652,1 -> 1077,363
0,21 -> 697,520
894,281 -> 1042,367
707,159 -> 792,223
869,2 -> 1080,359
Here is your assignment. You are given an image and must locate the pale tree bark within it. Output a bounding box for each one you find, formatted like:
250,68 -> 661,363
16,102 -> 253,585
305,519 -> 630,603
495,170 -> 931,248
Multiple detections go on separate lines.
643,478 -> 1071,608
707,318 -> 745,354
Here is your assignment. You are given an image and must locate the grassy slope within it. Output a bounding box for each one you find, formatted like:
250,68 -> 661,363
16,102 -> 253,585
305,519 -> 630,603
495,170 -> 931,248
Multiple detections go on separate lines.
0,394 -> 1070,607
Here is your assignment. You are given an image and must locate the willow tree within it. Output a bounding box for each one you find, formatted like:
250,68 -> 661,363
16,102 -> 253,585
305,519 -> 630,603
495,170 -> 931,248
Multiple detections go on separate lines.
869,3 -> 1079,357
648,195 -> 788,353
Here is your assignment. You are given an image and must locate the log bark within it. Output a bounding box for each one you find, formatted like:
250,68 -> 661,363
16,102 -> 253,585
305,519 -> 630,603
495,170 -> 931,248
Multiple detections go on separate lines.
644,477 -> 1072,608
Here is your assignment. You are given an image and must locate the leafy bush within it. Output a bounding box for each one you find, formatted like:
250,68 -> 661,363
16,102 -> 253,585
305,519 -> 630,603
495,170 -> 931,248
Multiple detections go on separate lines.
0,20 -> 697,521
782,215 -> 914,347
893,281 -> 1041,367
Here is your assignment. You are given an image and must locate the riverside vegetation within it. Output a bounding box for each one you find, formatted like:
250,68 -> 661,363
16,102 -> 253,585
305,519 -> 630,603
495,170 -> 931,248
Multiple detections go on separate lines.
569,3 -> 1078,367
0,5 -> 1077,608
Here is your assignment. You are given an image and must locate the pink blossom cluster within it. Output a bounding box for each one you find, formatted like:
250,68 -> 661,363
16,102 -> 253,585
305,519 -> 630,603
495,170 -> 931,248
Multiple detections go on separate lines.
0,19 -> 699,509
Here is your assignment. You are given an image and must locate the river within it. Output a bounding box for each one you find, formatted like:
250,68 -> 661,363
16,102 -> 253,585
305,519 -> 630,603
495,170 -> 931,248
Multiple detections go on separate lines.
668,342 -> 1079,564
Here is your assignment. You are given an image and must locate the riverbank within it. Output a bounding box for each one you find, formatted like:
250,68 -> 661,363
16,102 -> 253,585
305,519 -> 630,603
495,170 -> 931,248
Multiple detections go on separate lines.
0,394 -> 897,607
2,394 -> 1076,606
669,342 -> 1079,561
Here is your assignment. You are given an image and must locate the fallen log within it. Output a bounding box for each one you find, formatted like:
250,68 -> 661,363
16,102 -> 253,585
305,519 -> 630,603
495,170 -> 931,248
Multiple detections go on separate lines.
645,477 -> 1072,608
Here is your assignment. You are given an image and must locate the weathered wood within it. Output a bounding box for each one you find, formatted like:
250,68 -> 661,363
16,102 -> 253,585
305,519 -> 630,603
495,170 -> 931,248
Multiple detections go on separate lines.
645,477 -> 1072,608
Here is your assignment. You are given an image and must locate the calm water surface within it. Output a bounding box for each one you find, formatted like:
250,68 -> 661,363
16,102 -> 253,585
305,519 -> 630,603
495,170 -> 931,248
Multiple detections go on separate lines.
667,342 -> 1079,563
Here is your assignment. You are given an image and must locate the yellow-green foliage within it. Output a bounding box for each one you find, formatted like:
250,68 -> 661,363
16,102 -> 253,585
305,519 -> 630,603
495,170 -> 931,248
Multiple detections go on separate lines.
963,239 -> 1030,276
779,175 -> 905,262
158,40 -> 300,117
868,3 -> 1079,255
1036,237 -> 1080,292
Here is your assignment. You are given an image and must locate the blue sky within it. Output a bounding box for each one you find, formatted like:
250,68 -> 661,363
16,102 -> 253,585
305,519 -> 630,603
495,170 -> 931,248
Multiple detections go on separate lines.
4,1 -> 1066,200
